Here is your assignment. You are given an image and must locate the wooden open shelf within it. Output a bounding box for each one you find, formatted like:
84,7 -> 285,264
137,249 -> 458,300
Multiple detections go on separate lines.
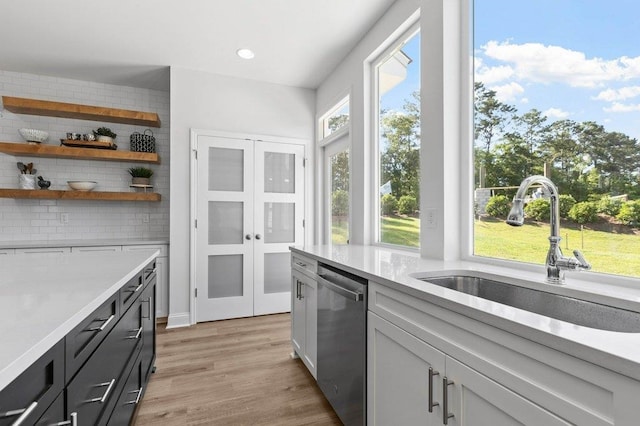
0,189 -> 161,202
0,142 -> 159,164
2,96 -> 161,128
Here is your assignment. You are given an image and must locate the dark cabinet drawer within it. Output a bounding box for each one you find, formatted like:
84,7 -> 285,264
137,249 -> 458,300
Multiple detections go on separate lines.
106,352 -> 144,426
34,391 -> 67,426
141,279 -> 157,383
67,299 -> 143,426
65,293 -> 119,383
144,260 -> 157,286
120,272 -> 144,314
0,340 -> 64,426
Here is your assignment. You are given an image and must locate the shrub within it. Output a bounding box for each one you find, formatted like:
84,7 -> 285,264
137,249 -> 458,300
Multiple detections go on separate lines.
398,195 -> 418,215
597,196 -> 622,216
617,200 -> 640,225
524,198 -> 550,221
558,194 -> 576,219
331,190 -> 349,216
381,194 -> 398,215
485,195 -> 511,218
568,202 -> 598,224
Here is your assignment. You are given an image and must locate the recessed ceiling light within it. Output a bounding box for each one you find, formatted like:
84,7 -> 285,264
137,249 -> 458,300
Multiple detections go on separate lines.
236,48 -> 255,60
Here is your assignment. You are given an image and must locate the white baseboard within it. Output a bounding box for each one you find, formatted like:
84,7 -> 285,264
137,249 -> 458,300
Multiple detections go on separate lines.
166,312 -> 191,329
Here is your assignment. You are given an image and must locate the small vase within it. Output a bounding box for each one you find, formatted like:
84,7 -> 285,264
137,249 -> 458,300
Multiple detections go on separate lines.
132,177 -> 150,186
18,174 -> 36,190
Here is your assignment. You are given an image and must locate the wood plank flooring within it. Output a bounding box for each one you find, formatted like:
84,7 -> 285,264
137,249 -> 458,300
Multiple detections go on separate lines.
134,314 -> 342,425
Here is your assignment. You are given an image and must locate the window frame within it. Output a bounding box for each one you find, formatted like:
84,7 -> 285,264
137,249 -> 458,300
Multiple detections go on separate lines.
319,96 -> 350,141
323,135 -> 351,244
460,0 -> 640,288
371,21 -> 421,250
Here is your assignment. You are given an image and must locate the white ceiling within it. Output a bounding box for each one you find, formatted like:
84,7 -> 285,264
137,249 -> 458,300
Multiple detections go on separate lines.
0,0 -> 396,91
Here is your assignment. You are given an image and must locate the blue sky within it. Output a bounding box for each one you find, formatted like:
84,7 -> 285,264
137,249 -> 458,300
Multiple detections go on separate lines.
475,0 -> 640,140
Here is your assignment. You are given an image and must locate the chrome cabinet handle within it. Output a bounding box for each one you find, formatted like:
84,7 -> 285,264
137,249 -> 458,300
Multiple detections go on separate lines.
255,234 -> 262,240
0,401 -> 37,426
87,314 -> 115,332
127,326 -> 143,339
86,379 -> 116,403
443,377 -> 454,425
125,387 -> 144,405
51,412 -> 77,426
133,282 -> 143,293
294,261 -> 307,268
299,281 -> 304,299
428,367 -> 439,412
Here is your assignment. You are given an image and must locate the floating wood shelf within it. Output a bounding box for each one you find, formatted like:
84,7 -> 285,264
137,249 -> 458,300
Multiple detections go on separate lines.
2,96 -> 161,128
0,189 -> 161,202
0,142 -> 159,164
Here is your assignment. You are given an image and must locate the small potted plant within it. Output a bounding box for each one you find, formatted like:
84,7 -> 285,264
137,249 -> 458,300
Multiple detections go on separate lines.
93,127 -> 117,143
128,167 -> 154,185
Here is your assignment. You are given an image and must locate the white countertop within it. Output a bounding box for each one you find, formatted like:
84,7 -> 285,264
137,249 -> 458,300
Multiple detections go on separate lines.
292,244 -> 640,380
0,249 -> 159,390
0,238 -> 169,249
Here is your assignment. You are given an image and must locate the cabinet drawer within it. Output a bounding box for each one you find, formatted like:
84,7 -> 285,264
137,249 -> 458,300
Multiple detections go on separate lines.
0,340 -> 64,426
143,259 -> 157,287
291,252 -> 317,279
106,352 -> 144,426
120,271 -> 144,314
66,293 -> 119,383
67,299 -> 143,426
34,391 -> 64,426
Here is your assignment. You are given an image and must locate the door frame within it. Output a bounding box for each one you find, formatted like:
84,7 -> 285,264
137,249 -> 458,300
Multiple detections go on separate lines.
189,129 -> 313,325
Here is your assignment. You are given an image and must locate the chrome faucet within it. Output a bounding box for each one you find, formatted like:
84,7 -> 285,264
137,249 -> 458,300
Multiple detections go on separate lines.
506,175 -> 591,284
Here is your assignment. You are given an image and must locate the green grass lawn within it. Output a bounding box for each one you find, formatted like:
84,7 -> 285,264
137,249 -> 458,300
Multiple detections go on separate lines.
474,218 -> 640,277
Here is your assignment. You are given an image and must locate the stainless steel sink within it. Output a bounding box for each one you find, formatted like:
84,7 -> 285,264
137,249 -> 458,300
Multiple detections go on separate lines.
417,275 -> 640,333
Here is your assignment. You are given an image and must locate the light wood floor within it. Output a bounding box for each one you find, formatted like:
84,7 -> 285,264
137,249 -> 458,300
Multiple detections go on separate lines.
134,314 -> 341,425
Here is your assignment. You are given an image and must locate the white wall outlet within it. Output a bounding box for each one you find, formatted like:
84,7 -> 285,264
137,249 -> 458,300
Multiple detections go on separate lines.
60,213 -> 69,224
142,213 -> 149,223
424,208 -> 437,228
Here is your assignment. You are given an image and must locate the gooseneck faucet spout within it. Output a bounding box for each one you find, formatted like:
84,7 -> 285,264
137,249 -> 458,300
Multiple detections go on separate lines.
506,175 -> 591,284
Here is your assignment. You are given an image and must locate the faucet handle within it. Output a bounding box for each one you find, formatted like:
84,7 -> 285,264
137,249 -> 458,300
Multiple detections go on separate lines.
573,250 -> 591,270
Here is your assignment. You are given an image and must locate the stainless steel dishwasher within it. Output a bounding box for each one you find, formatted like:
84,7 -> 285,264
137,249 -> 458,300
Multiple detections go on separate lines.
316,262 -> 367,426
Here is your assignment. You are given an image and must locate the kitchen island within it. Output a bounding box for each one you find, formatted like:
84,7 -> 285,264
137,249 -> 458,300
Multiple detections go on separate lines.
292,244 -> 640,425
0,249 -> 158,425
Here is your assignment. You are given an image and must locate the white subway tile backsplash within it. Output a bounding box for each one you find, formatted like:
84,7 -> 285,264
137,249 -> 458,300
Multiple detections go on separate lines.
0,70 -> 169,242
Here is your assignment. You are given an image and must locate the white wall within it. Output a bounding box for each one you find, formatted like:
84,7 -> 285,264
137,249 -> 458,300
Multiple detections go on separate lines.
0,70 -> 170,241
315,0 -> 464,260
169,67 -> 315,327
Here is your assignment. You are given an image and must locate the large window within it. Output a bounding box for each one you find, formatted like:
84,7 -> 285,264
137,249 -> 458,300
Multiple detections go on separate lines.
473,1 -> 640,278
375,27 -> 421,248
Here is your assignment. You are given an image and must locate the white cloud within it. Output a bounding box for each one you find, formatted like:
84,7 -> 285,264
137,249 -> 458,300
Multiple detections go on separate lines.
520,98 -> 529,104
476,65 -> 514,84
543,108 -> 570,119
604,102 -> 640,112
489,82 -> 524,102
594,86 -> 640,101
481,41 -> 640,88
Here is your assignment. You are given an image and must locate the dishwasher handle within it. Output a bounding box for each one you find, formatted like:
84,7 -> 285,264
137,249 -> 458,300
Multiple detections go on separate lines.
317,274 -> 363,301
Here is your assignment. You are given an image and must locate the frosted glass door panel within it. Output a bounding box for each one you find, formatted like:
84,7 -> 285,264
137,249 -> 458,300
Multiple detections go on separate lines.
208,255 -> 243,298
209,147 -> 244,191
264,152 -> 295,193
208,201 -> 243,244
264,202 -> 295,243
264,253 -> 291,294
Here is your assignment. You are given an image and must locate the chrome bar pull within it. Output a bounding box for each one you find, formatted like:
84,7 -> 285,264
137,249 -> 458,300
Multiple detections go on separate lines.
443,377 -> 454,425
87,314 -> 115,332
86,379 -> 116,403
52,412 -> 77,426
125,387 -> 144,405
127,326 -> 143,339
428,367 -> 440,412
2,401 -> 37,426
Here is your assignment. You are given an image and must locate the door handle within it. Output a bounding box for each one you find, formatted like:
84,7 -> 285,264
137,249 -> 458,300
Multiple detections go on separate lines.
428,367 -> 439,412
245,234 -> 252,240
255,234 -> 262,240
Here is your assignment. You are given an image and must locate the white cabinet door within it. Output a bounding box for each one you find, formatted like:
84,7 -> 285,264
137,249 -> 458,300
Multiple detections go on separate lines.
368,312 -> 445,426
291,269 -> 317,378
446,357 -> 572,426
291,271 -> 306,355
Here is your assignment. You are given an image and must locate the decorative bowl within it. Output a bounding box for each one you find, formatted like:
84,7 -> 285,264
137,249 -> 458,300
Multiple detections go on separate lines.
19,128 -> 49,143
67,181 -> 97,191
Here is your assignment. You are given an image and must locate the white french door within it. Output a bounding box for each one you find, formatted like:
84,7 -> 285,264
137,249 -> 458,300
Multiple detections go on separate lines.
194,134 -> 305,322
